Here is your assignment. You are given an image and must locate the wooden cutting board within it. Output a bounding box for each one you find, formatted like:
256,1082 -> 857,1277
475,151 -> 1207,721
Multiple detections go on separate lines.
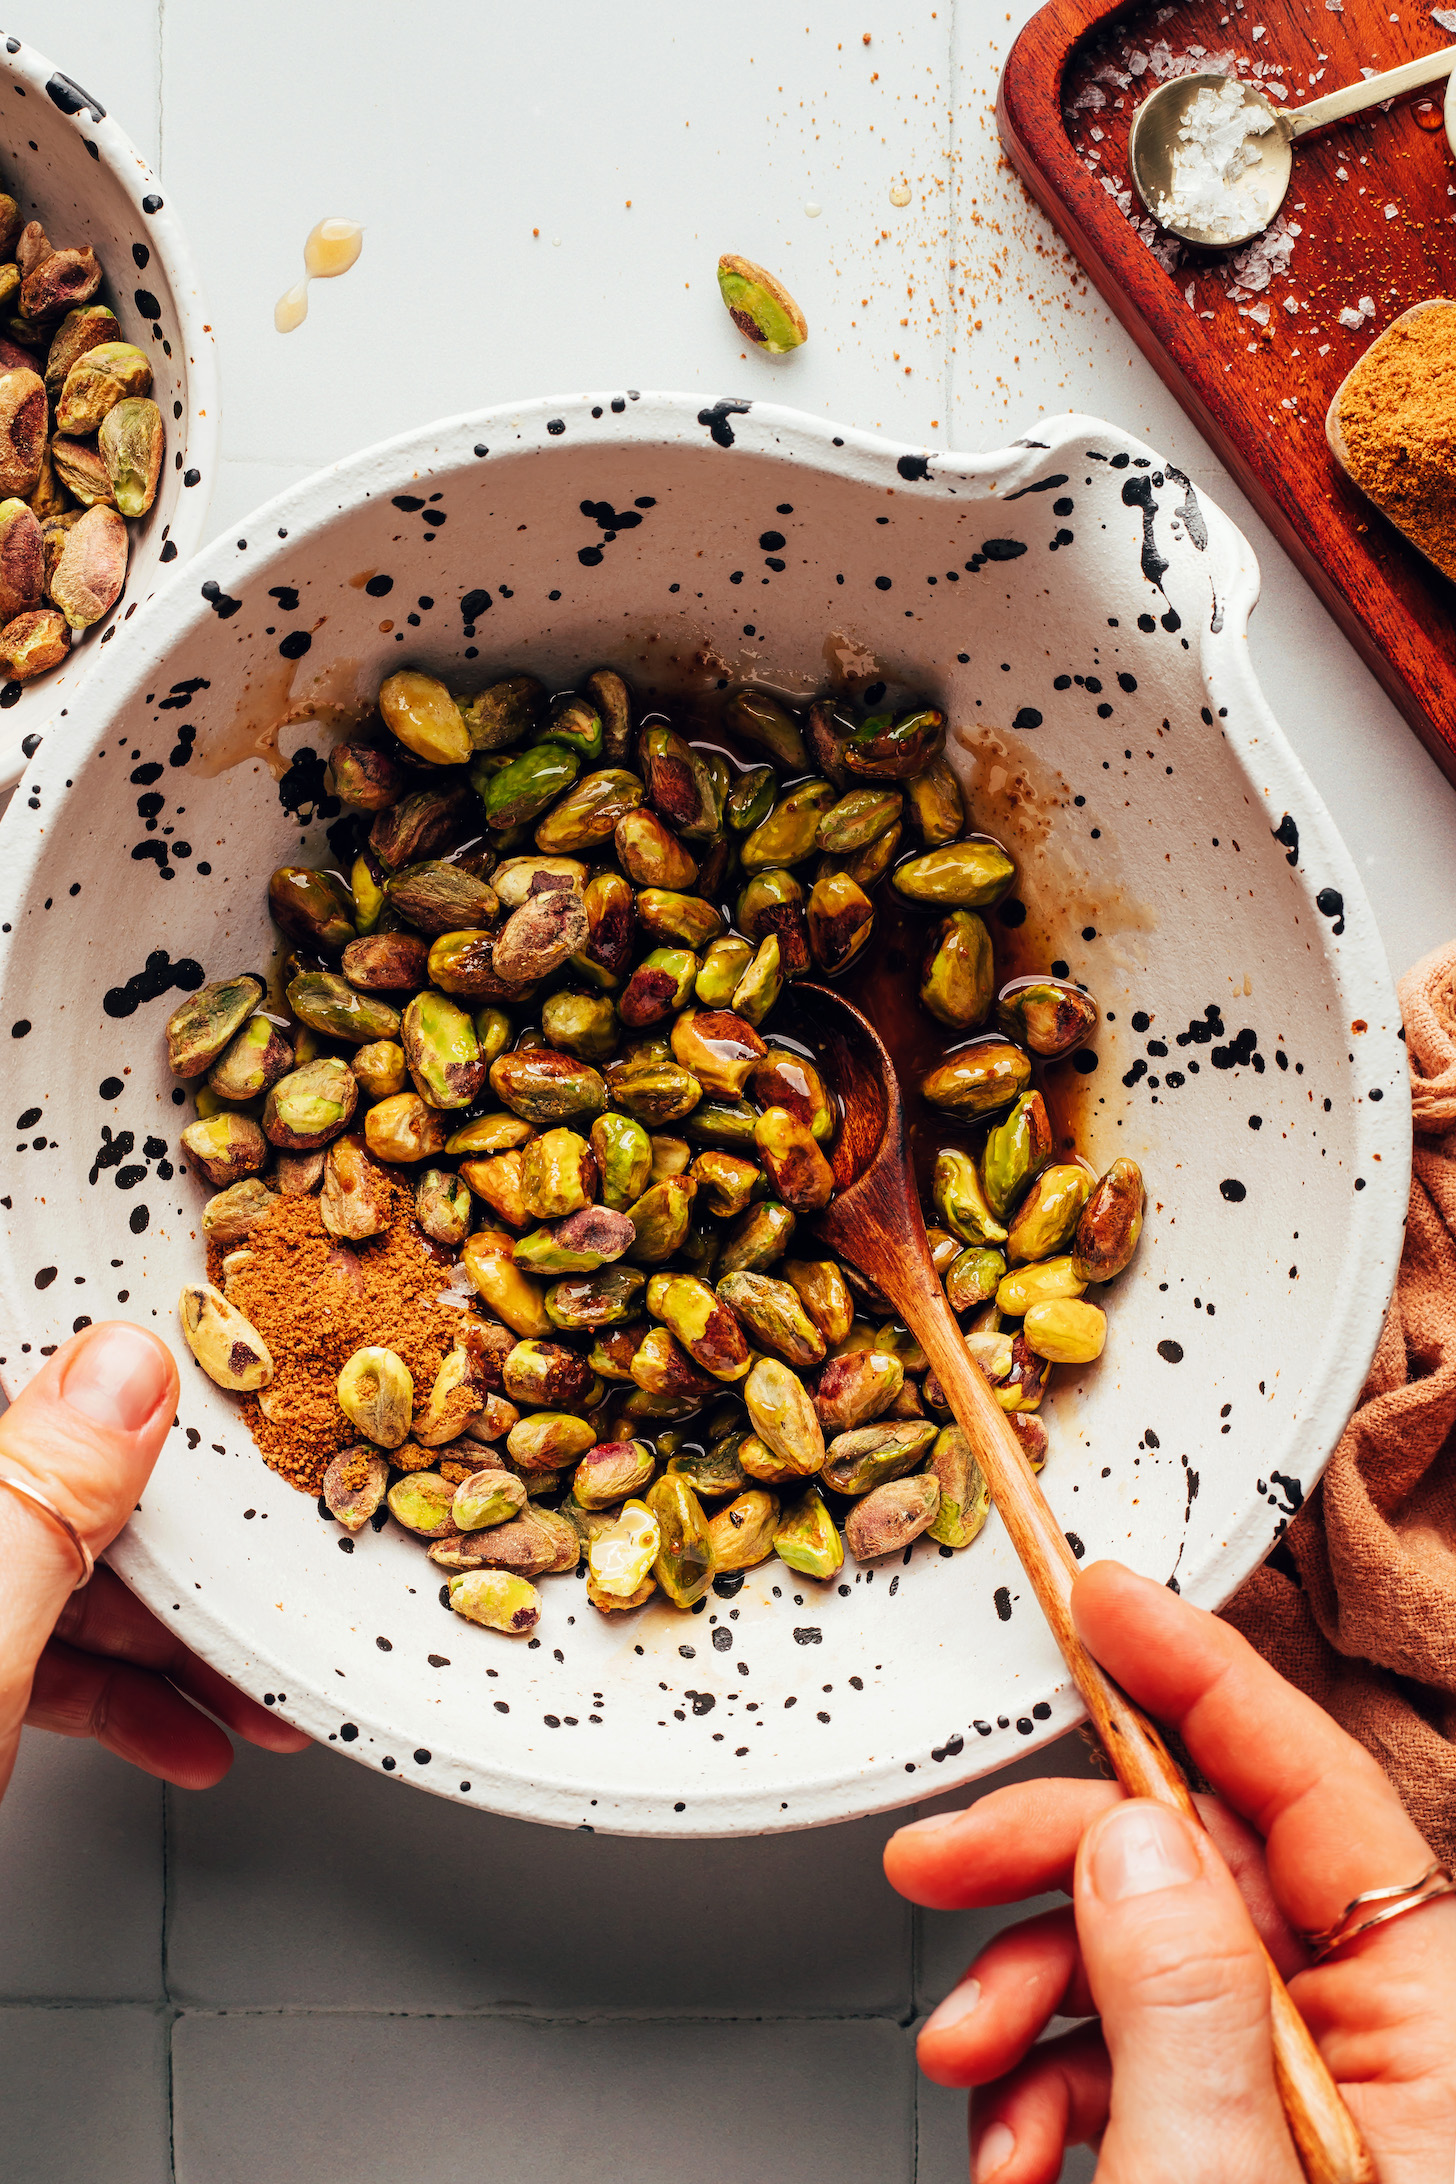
999,0 -> 1456,788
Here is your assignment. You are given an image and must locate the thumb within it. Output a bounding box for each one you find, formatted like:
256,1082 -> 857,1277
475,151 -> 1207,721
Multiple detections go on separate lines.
1074,1799 -> 1302,2184
0,1321 -> 178,1553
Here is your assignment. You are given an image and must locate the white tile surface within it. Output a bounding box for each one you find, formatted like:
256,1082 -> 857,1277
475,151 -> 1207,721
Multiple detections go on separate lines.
167,1735 -> 909,2015
0,2006 -> 171,2184
171,2012 -> 916,2184
0,1731 -> 162,2000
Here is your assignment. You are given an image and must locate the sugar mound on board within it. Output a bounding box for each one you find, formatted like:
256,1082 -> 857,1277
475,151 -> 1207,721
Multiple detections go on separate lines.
1153,77 -> 1276,238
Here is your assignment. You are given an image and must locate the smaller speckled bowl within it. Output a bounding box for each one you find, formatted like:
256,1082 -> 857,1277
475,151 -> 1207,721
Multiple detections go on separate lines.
0,33 -> 217,789
0,393 -> 1410,1836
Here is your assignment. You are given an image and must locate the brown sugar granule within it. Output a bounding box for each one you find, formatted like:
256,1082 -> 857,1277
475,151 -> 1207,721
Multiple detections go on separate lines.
1336,301 -> 1456,580
221,1188 -> 461,1496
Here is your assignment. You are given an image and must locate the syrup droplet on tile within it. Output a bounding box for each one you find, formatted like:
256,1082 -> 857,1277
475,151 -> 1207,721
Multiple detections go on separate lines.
304,218 -> 365,278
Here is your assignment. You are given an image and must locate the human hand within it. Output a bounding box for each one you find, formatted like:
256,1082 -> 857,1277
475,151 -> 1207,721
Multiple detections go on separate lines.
0,1321 -> 309,1805
884,1561 -> 1456,2183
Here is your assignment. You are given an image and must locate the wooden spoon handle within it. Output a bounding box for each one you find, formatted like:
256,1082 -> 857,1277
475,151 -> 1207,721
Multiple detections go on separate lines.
886,1260 -> 1375,2184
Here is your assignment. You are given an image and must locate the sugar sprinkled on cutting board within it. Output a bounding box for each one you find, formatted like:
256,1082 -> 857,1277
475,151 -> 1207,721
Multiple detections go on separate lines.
1152,78 -> 1276,237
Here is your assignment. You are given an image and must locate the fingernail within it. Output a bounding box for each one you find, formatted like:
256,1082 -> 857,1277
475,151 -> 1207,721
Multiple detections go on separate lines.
976,2120 -> 1016,2180
924,1975 -> 982,2036
61,1325 -> 170,1433
893,1808 -> 965,1840
1090,1801 -> 1201,1904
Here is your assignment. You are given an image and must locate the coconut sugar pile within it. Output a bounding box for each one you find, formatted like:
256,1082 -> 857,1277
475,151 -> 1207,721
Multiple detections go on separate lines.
214,1188 -> 459,1495
1336,303 -> 1456,582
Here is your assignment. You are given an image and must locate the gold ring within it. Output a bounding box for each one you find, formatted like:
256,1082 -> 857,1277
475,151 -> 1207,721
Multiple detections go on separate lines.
1304,1861 -> 1454,1962
0,1475 -> 95,1590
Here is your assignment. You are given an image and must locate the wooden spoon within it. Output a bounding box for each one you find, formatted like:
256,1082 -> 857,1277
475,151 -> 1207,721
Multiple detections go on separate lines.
797,982 -> 1374,2184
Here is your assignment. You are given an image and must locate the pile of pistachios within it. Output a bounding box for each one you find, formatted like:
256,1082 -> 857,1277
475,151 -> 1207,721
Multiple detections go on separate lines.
0,187 -> 164,686
170,664 -> 1145,1641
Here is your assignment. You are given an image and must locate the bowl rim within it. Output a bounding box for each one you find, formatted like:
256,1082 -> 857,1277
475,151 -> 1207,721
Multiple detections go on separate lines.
0,30 -> 220,790
0,390 -> 1412,1833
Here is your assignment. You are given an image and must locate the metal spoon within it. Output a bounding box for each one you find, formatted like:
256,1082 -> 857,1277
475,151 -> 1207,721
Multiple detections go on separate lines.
797,979 -> 1375,2184
1130,47 -> 1456,247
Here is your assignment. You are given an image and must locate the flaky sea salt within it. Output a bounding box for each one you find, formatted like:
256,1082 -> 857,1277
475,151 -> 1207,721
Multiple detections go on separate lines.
1151,77 -> 1276,236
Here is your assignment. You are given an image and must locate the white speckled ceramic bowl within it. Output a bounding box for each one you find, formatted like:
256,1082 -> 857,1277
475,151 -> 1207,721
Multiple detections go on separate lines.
0,32 -> 218,790
0,393 -> 1409,1835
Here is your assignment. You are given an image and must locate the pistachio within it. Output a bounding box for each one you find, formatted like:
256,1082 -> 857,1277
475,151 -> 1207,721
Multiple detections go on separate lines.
933,1147 -> 1007,1248
631,1325 -> 720,1401
945,1247 -> 1006,1314
753,1106 -> 835,1211
716,253 -> 808,352
619,947 -> 700,1029
202,1177 -> 277,1246
589,1498 -> 661,1598
737,1432 -> 805,1486
781,1257 -> 854,1347
338,1346 -> 414,1447
0,603 -> 68,678
996,975 -> 1099,1060
743,1356 -> 824,1475
370,785 -> 474,870
534,767 -> 644,854
53,339 -> 151,437
666,1436 -> 750,1501
540,990 -> 617,1064
520,1127 -> 595,1219
50,440 -> 118,511
920,1040 -> 1031,1120
708,1489 -> 780,1572
689,1148 -> 761,1219
817,785 -> 903,856
508,1411 -> 597,1471
502,1336 -> 595,1408
694,935 -> 753,1008
566,1439 -> 651,1511
638,722 -> 721,836
722,934 -> 777,1028
587,1112 -> 652,1212
1022,1297 -> 1106,1365
349,849 -> 388,934
1011,1412 -> 1050,1471
165,975 -> 266,1079
588,1319 -> 648,1379
905,755 -> 966,845
452,1468 -> 528,1530
97,396 -> 164,516
926,1228 -> 961,1275
387,1470 -> 457,1537
480,741 -> 579,829
413,1340 -> 490,1446
725,689 -> 809,772
28,449 -> 69,522
48,503 -> 127,631
821,1419 -> 937,1496
324,741 -> 405,812
614,808 -> 698,890
425,930 -> 533,1004
385,860 -> 500,936
491,1048 -> 606,1125
982,1090 -> 1056,1222
725,764 -> 777,833
845,1473 -> 940,1561
0,497 -> 41,621
462,1229 -> 551,1337
492,888 -> 589,988
1006,1164 -> 1091,1266
927,1425 -> 991,1549
534,690 -> 603,763
373,670 -> 465,766
314,1132 -> 391,1241
807,870 -> 874,975
464,1146 -> 531,1227
576,868 -> 635,978
444,1113 -> 532,1157
996,1256 -> 1086,1315
608,1055 -> 702,1126
718,1198 -> 796,1275
842,706 -> 944,781
458,674 -> 544,751
180,1111 -> 268,1188
682,1097 -> 759,1153
736,870 -> 810,978
288,971 -> 400,1048
515,1206 -> 636,1275
646,1269 -> 750,1379
774,1486 -> 844,1580
178,1283 -> 274,1392
645,1472 -> 715,1607
273,1150 -> 326,1196
1072,1159 -> 1146,1284
340,932 -> 430,992
363,1090 -> 450,1164
447,1570 -> 542,1633
0,368 -> 45,499
920,911 -> 995,1031
893,839 -> 1016,909
633,890 -> 722,955
399,991 -> 486,1109
662,1009 -> 762,1100
434,1508 -> 570,1577
997,1331 -> 1051,1411
741,780 -> 835,874
814,1349 -> 904,1433
546,1267 -> 646,1332
269,866 -> 357,954
493,855 -> 585,909
43,305 -> 117,400
322,1447 -> 391,1533
717,1271 -> 825,1367
19,246 -> 101,323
